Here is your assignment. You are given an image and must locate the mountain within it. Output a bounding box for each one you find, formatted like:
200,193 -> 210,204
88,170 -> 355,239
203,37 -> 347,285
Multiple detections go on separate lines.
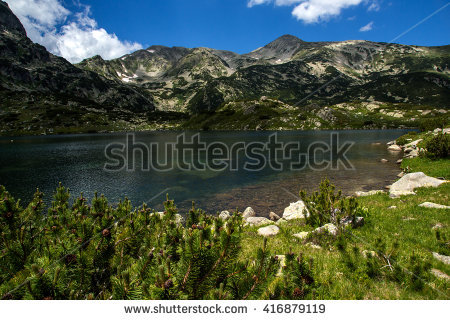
0,1 -> 157,135
1,1 -> 449,134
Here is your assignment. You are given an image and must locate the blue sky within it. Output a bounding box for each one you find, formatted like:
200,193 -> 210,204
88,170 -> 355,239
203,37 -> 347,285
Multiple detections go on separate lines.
9,0 -> 450,63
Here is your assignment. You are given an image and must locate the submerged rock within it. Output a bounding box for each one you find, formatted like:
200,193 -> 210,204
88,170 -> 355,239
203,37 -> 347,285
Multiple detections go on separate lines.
257,225 -> 280,237
389,172 -> 447,198
282,200 -> 309,220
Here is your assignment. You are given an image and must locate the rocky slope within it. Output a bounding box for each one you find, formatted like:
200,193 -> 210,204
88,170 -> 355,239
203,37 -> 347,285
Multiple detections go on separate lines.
1,0 -> 449,134
0,1 -> 156,135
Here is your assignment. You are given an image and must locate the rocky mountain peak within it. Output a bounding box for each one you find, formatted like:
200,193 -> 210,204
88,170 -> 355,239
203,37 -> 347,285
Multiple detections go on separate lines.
0,1 -> 27,35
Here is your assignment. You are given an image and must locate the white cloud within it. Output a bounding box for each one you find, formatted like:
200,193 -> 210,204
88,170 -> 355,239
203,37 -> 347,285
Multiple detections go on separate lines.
248,0 -> 381,24
367,1 -> 380,12
359,21 -> 374,31
8,0 -> 142,63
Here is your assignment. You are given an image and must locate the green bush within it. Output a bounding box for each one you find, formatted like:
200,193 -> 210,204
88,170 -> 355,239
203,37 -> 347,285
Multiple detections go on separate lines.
396,131 -> 417,146
424,133 -> 449,159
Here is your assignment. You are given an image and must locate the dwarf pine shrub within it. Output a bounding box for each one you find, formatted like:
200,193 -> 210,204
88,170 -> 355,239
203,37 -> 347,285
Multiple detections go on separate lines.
300,178 -> 359,229
0,184 -> 305,300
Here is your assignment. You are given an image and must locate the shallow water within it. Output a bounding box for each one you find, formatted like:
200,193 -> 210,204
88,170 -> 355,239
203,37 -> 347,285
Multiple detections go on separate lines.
0,130 -> 409,216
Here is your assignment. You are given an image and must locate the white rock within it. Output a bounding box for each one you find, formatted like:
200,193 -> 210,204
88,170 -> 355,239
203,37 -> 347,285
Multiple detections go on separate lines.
388,206 -> 397,209
432,252 -> 450,265
242,207 -> 256,219
355,190 -> 384,197
219,210 -> 231,220
293,231 -> 310,240
340,216 -> 365,228
257,225 -> 280,237
245,217 -> 273,227
380,158 -> 389,163
396,159 -> 403,164
282,200 -> 309,220
387,140 -> 395,146
432,223 -> 444,230
389,172 -> 447,198
408,149 -> 419,158
431,269 -> 450,281
314,223 -> 338,236
419,202 -> 450,209
388,144 -> 402,152
404,139 -> 423,148
397,172 -> 404,178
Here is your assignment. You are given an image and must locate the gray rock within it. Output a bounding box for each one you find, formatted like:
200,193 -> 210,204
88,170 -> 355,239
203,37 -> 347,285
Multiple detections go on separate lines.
219,210 -> 231,220
408,149 -> 419,158
388,206 -> 397,209
387,140 -> 395,146
431,269 -> 450,281
404,139 -> 423,148
388,144 -> 402,152
389,172 -> 447,198
242,207 -> 256,219
419,202 -> 450,209
269,211 -> 281,221
293,231 -> 310,240
355,190 -> 384,197
432,252 -> 450,265
245,217 -> 273,227
282,200 -> 309,220
257,225 -> 280,237
314,223 -> 338,236
340,216 -> 365,228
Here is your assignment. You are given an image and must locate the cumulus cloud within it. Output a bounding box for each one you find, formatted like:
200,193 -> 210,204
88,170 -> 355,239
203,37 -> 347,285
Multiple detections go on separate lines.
359,21 -> 374,32
247,0 -> 381,24
8,0 -> 142,63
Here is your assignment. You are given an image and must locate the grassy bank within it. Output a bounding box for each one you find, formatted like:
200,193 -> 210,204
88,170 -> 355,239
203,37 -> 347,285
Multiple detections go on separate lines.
241,156 -> 449,299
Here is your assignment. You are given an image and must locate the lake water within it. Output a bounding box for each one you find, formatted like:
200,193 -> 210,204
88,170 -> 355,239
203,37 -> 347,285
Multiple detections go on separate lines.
0,130 -> 410,216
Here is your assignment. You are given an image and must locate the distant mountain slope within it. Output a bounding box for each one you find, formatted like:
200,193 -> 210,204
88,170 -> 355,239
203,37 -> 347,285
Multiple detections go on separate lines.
78,33 -> 449,115
0,1 -> 156,135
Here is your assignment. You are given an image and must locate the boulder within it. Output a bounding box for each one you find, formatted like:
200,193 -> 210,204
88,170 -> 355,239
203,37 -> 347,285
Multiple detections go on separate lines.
257,225 -> 280,237
219,210 -> 231,220
432,252 -> 450,265
245,217 -> 273,227
314,223 -> 338,236
419,202 -> 450,209
355,190 -> 384,197
242,207 -> 256,219
388,144 -> 402,152
408,149 -> 419,158
389,172 -> 447,198
269,211 -> 281,221
282,200 -> 309,220
387,140 -> 395,146
293,231 -> 310,240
